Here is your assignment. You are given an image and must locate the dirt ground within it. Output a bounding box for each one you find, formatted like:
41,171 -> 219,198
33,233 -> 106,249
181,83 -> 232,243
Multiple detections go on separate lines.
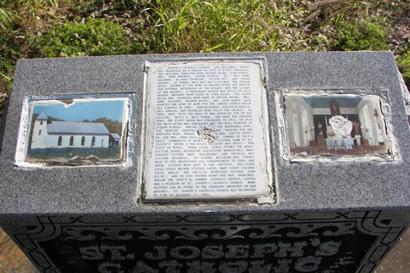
0,227 -> 409,273
376,228 -> 410,272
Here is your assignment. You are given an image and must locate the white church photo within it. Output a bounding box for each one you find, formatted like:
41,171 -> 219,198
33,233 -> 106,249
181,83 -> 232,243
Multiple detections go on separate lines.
31,112 -> 120,149
25,98 -> 127,164
285,94 -> 390,156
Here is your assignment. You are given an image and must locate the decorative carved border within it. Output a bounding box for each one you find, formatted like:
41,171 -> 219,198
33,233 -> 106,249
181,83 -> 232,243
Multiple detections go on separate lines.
12,210 -> 405,273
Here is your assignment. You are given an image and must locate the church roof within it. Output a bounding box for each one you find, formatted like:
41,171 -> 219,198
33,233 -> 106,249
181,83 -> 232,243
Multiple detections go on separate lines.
110,133 -> 121,141
47,121 -> 110,135
36,112 -> 48,120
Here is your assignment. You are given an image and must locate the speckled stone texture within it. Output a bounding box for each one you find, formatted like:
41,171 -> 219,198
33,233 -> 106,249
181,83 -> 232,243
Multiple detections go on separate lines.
0,52 -> 409,273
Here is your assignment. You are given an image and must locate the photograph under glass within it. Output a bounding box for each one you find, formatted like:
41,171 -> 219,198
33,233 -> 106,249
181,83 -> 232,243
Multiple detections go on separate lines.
284,94 -> 390,157
24,98 -> 128,166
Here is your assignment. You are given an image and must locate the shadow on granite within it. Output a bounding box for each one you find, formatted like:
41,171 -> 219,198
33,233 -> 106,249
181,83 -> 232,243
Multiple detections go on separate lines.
0,227 -> 408,273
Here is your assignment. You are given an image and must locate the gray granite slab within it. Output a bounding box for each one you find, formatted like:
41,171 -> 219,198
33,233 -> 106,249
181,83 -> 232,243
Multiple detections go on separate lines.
1,52 -> 410,273
0,52 -> 409,216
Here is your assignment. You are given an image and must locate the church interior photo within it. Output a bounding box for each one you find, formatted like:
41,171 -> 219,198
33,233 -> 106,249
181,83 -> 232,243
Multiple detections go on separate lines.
285,94 -> 390,157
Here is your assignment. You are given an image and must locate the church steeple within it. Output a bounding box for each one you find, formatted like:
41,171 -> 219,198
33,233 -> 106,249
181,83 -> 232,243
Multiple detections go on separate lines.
37,112 -> 48,121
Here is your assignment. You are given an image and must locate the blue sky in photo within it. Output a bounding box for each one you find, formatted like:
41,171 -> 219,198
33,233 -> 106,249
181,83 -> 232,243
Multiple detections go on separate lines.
33,99 -> 125,122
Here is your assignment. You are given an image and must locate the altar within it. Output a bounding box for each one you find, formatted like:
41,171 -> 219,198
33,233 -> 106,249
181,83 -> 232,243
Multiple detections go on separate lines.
326,136 -> 354,150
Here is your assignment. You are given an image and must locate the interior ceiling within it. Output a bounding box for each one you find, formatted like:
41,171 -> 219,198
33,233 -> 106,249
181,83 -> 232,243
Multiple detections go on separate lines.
302,95 -> 362,108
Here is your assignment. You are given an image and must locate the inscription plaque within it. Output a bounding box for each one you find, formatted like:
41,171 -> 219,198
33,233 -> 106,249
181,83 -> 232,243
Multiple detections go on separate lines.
142,60 -> 272,201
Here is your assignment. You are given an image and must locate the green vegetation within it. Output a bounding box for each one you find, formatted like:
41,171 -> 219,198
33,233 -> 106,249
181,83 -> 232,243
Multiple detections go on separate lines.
398,49 -> 410,84
32,18 -> 135,57
0,0 -> 409,118
146,0 -> 281,52
333,18 -> 388,51
94,118 -> 122,135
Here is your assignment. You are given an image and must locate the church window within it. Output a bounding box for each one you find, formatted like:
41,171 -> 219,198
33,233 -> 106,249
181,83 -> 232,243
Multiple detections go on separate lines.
70,136 -> 74,146
81,136 -> 85,146
91,136 -> 95,147
58,136 -> 62,146
40,121 -> 43,125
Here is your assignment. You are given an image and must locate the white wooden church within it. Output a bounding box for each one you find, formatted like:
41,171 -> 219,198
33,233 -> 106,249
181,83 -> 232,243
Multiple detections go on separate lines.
30,112 -> 121,149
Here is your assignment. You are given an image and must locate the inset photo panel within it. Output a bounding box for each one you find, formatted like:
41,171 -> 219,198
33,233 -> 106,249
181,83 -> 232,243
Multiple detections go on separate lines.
284,94 -> 393,158
17,97 -> 130,167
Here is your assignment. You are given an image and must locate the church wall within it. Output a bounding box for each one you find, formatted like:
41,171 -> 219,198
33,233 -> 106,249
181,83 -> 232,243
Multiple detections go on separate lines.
312,107 -> 359,115
34,134 -> 110,148
286,97 -> 314,148
31,120 -> 47,149
357,97 -> 386,146
305,105 -> 314,143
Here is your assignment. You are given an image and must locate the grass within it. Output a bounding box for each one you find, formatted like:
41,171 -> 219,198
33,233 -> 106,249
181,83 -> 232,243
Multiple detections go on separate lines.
27,146 -> 121,161
332,18 -> 389,51
0,0 -> 409,117
398,48 -> 410,85
147,0 -> 281,52
31,18 -> 135,57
